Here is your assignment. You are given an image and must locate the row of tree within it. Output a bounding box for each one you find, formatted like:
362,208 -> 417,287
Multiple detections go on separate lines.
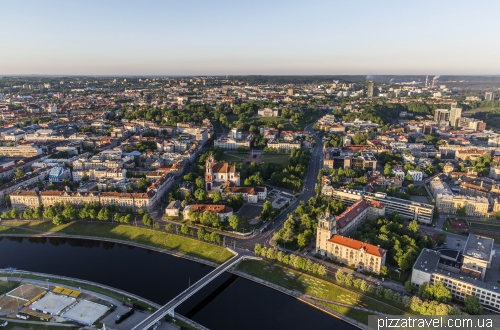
335,270 -> 462,315
254,244 -> 327,276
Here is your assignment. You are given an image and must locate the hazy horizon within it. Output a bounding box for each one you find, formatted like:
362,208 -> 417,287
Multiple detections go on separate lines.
1,0 -> 499,75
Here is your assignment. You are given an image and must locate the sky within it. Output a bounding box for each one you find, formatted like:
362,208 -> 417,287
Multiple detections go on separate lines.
1,0 -> 499,75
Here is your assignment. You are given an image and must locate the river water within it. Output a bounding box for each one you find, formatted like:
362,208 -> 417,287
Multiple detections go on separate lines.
0,237 -> 355,330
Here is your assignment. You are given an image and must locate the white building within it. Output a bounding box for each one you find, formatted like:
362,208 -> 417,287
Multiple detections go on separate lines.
407,170 -> 423,182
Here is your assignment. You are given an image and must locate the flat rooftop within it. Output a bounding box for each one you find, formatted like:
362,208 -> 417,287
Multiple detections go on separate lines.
464,235 -> 494,262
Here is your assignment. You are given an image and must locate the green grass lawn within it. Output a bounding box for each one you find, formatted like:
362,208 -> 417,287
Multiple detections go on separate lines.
0,279 -> 18,295
1,221 -> 233,264
237,260 -> 409,325
220,153 -> 248,163
262,153 -> 290,165
0,225 -> 35,235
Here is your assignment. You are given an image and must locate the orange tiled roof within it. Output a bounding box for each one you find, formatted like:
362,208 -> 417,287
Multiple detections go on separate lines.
329,235 -> 386,257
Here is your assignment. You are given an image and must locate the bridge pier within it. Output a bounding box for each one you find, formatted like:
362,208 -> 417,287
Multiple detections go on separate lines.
167,308 -> 174,318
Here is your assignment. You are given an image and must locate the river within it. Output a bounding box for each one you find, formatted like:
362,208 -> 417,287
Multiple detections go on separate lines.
0,236 -> 355,330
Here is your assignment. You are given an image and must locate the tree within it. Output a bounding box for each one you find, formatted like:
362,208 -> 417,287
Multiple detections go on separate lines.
254,243 -> 263,255
181,224 -> 189,235
210,231 -> 221,244
212,191 -> 222,203
464,295 -> 483,315
137,178 -> 150,192
52,214 -> 64,225
335,269 -> 346,284
198,227 -> 206,240
195,177 -> 205,190
229,215 -> 239,230
43,207 -> 57,220
456,204 -> 467,217
404,173 -> 414,183
142,214 -> 153,227
297,233 -> 307,249
13,168 -> 25,180
98,208 -> 110,221
404,281 -> 414,293
408,220 -> 419,234
380,266 -> 388,277
4,196 -> 11,207
194,189 -> 206,202
114,213 -> 121,222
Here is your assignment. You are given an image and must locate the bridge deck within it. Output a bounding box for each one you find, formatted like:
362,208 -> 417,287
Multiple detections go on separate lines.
132,251 -> 259,330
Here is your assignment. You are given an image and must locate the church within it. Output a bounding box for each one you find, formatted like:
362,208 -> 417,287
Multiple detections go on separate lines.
205,154 -> 240,191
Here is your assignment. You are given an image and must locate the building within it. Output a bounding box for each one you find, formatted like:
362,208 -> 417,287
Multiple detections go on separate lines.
0,145 -> 43,157
490,166 -> 500,179
450,106 -> 462,127
257,108 -> 280,117
179,181 -> 194,197
48,167 -> 70,183
165,200 -> 181,217
434,109 -> 450,123
316,209 -> 387,274
335,199 -> 385,236
367,81 -> 374,98
205,154 -> 240,191
323,188 -> 434,224
407,170 -> 423,182
267,140 -> 301,150
411,239 -> 500,311
223,186 -> 267,203
183,204 -> 233,221
322,152 -> 377,171
485,92 -> 495,101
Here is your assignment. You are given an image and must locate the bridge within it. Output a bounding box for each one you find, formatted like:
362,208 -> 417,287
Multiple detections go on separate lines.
131,249 -> 260,330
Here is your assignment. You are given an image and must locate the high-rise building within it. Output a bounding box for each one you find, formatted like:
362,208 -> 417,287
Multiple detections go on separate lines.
434,109 -> 450,123
450,106 -> 462,127
287,88 -> 294,96
367,81 -> 374,98
485,92 -> 494,101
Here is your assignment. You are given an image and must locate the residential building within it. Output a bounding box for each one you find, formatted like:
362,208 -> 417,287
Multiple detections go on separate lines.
223,186 -> 267,203
267,140 -> 301,150
434,109 -> 450,123
48,167 -> 71,183
449,106 -> 462,127
407,170 -> 423,182
485,92 -> 494,101
335,199 -> 385,236
183,204 -> 233,221
165,200 -> 181,217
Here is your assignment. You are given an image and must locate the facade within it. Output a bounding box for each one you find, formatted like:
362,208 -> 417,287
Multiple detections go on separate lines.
407,170 -> 423,182
0,145 -> 42,157
267,140 -> 301,150
434,109 -> 450,123
316,208 -> 387,274
485,92 -> 494,101
223,186 -> 267,203
323,188 -> 434,224
367,81 -> 374,98
257,108 -> 280,117
335,199 -> 385,236
449,106 -> 462,127
183,204 -> 233,221
411,239 -> 499,311
165,200 -> 181,217
205,154 -> 240,191
490,166 -> 500,179
48,167 -> 71,183
324,152 -> 377,171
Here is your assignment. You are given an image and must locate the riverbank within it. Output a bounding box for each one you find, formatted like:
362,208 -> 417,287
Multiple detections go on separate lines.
0,220 -> 233,264
236,259 -> 413,326
0,222 -> 370,329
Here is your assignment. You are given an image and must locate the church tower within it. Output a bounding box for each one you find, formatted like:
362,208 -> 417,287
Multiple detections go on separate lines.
316,208 -> 337,256
205,154 -> 214,191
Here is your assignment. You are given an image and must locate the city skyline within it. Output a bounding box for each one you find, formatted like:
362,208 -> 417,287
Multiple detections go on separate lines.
1,0 -> 500,75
